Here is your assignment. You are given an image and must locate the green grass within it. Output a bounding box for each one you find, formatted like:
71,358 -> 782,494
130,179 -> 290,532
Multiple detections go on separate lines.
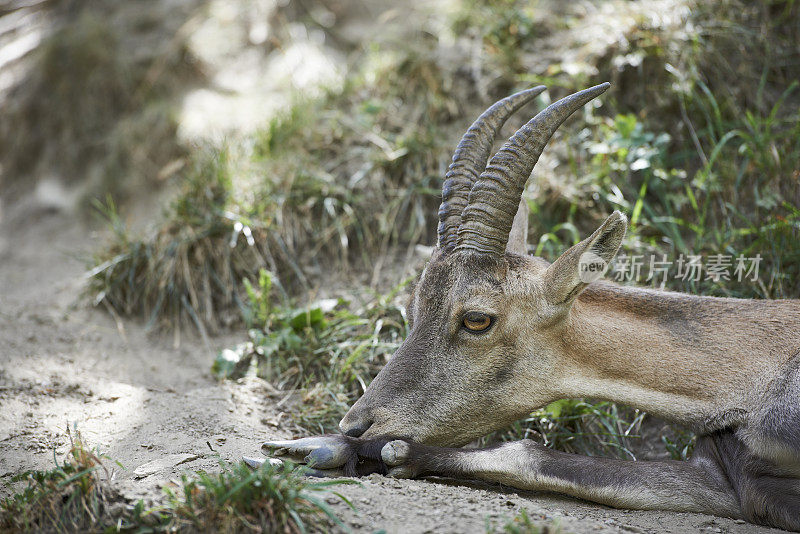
0,427 -> 115,532
662,428 -> 697,461
160,460 -> 356,533
484,400 -> 645,460
214,268 -> 409,434
1,429 -> 356,533
487,510 -> 561,534
556,78 -> 800,300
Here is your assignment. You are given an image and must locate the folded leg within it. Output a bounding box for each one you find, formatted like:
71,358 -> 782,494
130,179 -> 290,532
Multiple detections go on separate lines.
380,438 -> 742,518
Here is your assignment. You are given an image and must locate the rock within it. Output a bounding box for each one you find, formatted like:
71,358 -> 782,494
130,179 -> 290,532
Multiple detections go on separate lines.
133,453 -> 200,479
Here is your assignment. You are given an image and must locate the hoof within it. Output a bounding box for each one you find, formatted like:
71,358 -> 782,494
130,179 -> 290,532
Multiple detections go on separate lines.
305,446 -> 346,469
261,436 -> 351,468
243,456 -> 266,469
387,465 -> 414,479
381,440 -> 411,466
244,457 -> 284,470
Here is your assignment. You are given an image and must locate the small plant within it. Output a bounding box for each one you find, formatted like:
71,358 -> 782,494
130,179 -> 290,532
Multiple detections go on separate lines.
164,459 -> 356,533
0,427 -> 116,533
485,399 -> 645,460
214,268 -> 410,433
662,429 -> 697,461
487,509 -> 561,534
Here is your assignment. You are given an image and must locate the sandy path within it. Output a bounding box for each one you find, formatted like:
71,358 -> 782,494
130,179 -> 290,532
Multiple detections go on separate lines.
0,207 -> 786,533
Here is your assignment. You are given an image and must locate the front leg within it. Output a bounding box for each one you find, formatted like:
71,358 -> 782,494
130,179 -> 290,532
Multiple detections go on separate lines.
381,439 -> 743,519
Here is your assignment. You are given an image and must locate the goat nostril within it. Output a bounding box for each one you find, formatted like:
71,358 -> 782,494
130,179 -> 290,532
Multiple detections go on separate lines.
344,425 -> 367,438
341,420 -> 372,438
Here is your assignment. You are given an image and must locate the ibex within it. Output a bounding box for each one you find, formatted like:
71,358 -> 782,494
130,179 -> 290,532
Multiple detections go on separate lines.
248,83 -> 800,531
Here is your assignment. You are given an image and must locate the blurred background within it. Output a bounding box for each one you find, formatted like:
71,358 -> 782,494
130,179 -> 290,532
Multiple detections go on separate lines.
1,0 -> 799,510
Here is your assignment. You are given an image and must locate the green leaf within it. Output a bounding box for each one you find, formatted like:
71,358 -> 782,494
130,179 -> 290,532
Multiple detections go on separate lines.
544,400 -> 566,419
289,307 -> 325,332
212,348 -> 252,379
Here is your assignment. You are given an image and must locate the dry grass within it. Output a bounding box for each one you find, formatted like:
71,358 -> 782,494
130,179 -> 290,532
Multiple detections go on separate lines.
89,42 -> 505,331
0,6 -> 202,207
88,148 -> 262,335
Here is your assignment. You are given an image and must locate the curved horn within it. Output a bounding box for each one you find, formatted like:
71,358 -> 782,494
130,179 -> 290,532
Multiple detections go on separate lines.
437,86 -> 546,251
456,83 -> 611,256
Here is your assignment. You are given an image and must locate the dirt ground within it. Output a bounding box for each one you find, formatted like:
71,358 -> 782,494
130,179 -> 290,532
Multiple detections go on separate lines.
0,200 -> 788,534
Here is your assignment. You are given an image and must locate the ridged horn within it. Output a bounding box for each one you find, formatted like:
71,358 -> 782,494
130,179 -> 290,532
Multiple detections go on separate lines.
456,83 -> 611,256
437,86 -> 546,251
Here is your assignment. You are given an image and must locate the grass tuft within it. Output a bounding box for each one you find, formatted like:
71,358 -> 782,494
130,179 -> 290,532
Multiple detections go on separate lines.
484,400 -> 645,460
164,460 -> 356,534
88,147 -> 264,334
0,427 -> 114,533
487,509 -> 561,534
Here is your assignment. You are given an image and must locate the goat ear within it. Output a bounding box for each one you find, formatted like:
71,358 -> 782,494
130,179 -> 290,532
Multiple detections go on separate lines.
505,199 -> 529,255
543,211 -> 627,305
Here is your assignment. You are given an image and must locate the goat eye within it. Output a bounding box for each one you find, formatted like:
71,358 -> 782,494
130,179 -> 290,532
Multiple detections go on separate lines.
462,312 -> 492,333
